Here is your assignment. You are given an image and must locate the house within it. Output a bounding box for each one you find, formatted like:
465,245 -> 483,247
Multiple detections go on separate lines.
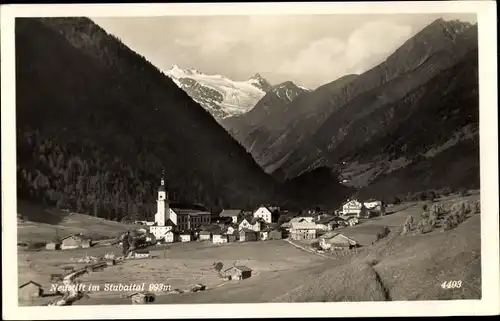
212,231 -> 228,244
259,229 -> 269,241
199,230 -> 212,241
127,292 -> 155,304
316,216 -> 341,231
223,265 -> 252,280
60,234 -> 92,250
319,232 -> 358,250
219,209 -> 243,224
149,219 -> 175,241
342,199 -> 384,218
19,281 -> 43,300
239,228 -> 258,242
268,229 -> 282,240
238,216 -> 263,232
289,222 -> 318,240
252,206 -> 274,224
342,199 -> 363,216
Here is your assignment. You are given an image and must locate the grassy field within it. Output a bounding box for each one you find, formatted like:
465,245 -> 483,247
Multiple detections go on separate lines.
17,193 -> 481,305
17,201 -> 142,244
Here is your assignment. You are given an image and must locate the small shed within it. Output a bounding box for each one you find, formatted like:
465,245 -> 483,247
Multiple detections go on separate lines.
127,291 -> 155,304
134,250 -> 150,259
224,265 -> 253,280
179,233 -> 191,243
239,228 -> 258,242
60,234 -> 92,250
164,231 -> 175,243
19,281 -> 43,300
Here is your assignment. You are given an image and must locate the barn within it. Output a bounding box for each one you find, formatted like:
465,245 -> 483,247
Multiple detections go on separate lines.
19,281 -> 43,300
223,265 -> 253,280
60,234 -> 92,250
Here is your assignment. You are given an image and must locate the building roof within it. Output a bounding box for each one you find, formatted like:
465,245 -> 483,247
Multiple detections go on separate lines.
320,233 -> 357,245
199,230 -> 212,235
224,265 -> 253,272
220,209 -> 243,217
172,208 -> 211,216
19,280 -> 42,289
290,222 -> 318,230
60,233 -> 92,241
290,216 -> 314,223
239,228 -> 258,234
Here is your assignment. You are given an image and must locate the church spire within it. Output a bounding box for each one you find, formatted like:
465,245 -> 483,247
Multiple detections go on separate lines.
158,169 -> 166,192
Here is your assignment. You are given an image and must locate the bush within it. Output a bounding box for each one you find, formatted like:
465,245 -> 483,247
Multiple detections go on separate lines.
393,196 -> 402,205
421,211 -> 430,220
422,203 -> 428,211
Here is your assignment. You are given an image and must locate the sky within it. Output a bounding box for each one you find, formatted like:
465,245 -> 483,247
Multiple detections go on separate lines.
92,13 -> 476,89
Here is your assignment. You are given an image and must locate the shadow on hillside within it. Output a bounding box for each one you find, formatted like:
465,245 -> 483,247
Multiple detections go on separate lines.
17,200 -> 70,225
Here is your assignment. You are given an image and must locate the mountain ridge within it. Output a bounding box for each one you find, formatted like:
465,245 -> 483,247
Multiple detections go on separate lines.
164,65 -> 271,120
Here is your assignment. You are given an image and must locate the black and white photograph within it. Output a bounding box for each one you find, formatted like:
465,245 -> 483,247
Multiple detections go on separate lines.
1,1 -> 498,319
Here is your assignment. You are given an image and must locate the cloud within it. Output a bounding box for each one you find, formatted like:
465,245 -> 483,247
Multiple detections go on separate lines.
278,20 -> 412,86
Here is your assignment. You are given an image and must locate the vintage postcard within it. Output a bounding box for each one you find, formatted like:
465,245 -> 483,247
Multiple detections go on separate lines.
1,1 -> 499,319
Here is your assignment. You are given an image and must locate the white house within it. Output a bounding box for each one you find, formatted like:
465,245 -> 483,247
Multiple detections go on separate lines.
238,217 -> 263,232
342,200 -> 363,216
253,206 -> 274,224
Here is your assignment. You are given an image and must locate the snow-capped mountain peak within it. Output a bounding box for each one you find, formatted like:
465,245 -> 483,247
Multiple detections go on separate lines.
247,73 -> 272,92
164,65 -> 271,120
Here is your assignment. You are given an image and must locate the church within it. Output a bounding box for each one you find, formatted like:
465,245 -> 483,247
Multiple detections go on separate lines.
149,172 -> 212,242
149,173 -> 177,242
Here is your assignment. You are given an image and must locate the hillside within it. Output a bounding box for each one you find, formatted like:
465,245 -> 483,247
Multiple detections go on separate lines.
17,201 -> 141,243
283,44 -> 479,199
165,66 -> 269,120
223,19 -> 478,186
223,74 -> 357,173
15,17 -> 282,221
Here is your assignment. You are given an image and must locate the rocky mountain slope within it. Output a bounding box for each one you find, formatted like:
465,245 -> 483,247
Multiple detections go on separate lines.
280,23 -> 480,200
165,66 -> 271,120
223,18 -> 479,199
15,18 -> 352,222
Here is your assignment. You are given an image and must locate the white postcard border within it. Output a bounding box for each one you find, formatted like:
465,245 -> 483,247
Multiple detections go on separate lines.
1,1 -> 498,319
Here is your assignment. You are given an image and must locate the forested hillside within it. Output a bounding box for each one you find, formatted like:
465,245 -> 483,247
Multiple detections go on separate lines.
15,18 -> 281,222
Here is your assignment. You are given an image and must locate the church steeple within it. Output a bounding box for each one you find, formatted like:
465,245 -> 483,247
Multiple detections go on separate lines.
158,169 -> 166,192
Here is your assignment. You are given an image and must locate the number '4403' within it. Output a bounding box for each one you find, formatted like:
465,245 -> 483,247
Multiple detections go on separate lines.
441,280 -> 462,289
